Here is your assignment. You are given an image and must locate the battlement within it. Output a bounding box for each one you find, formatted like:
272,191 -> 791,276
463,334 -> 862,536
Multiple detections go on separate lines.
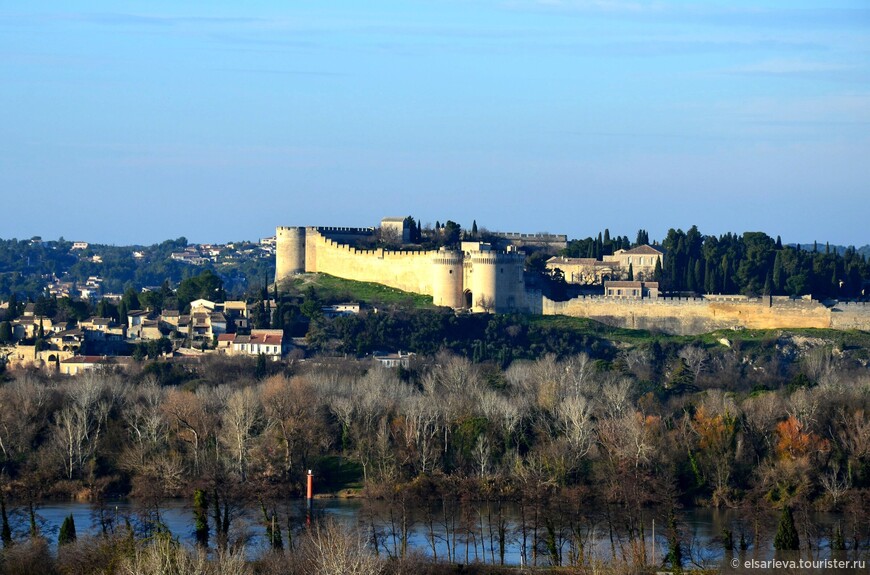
493,232 -> 568,241
315,226 -> 375,235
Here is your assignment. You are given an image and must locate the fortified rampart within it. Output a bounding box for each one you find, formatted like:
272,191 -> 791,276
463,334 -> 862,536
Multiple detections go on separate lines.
275,224 -> 870,333
275,226 -> 528,313
542,294 -> 870,335
491,232 -> 568,251
829,301 -> 870,330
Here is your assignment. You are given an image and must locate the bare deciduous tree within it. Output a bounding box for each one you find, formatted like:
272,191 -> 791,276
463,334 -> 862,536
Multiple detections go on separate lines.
220,387 -> 263,482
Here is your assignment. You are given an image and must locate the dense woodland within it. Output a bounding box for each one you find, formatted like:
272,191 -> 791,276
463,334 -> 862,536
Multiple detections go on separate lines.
1,325 -> 869,570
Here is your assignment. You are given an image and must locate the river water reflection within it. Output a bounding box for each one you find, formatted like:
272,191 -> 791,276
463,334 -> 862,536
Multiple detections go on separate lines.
24,499 -> 856,568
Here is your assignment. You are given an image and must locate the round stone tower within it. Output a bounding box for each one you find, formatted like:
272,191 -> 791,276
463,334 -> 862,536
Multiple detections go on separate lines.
470,251 -> 500,313
431,248 -> 464,309
275,226 -> 306,285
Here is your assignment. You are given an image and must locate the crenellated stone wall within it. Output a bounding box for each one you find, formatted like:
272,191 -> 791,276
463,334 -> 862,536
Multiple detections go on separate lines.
274,226 -> 870,332
541,294 -> 870,335
303,228 -> 439,296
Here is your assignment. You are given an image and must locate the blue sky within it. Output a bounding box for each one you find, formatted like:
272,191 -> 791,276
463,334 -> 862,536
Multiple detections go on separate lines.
1,1 -> 868,246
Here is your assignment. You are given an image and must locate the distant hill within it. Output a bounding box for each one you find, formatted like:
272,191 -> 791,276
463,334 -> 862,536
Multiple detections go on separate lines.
793,244 -> 870,258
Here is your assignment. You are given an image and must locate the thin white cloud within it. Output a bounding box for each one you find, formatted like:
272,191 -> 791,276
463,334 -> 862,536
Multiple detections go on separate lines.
729,59 -> 852,75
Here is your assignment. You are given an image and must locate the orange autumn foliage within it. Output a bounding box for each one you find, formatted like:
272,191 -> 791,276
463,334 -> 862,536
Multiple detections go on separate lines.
775,415 -> 829,460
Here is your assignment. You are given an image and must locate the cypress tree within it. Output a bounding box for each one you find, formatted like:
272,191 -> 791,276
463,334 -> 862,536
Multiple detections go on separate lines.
773,251 -> 784,294
654,258 -> 663,284
6,293 -> 18,320
776,235 -> 783,250
255,353 -> 267,380
472,220 -> 478,237
58,514 -> 77,545
193,489 -> 209,548
627,263 -> 634,281
773,507 -> 800,551
666,508 -> 683,572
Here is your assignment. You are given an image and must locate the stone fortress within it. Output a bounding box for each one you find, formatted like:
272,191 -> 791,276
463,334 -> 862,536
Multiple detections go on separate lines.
276,224 -> 528,313
275,218 -> 870,335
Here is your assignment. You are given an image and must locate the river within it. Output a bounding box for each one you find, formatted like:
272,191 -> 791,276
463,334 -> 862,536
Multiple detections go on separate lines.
14,499 -> 859,569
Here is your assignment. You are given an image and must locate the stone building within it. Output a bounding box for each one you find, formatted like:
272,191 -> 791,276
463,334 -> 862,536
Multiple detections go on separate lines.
546,244 -> 663,285
604,280 -> 660,299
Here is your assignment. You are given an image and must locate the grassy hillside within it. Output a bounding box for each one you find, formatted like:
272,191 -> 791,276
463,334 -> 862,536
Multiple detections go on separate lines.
288,273 -> 434,309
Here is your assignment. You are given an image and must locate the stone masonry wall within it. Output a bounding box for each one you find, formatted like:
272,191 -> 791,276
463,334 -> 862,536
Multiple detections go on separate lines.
540,295 -> 867,335
306,229 -> 439,296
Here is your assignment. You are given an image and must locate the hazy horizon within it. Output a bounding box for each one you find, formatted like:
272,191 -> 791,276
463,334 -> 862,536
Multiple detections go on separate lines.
2,1 -> 868,246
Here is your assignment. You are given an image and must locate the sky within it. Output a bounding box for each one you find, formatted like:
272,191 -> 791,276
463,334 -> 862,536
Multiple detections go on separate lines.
1,1 -> 869,247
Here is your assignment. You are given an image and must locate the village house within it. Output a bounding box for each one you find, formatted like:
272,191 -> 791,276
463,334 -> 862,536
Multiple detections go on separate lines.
546,244 -> 664,285
217,329 -> 288,360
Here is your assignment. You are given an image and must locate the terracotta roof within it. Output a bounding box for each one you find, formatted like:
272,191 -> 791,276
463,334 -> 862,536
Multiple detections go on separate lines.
622,245 -> 663,255
250,333 -> 283,345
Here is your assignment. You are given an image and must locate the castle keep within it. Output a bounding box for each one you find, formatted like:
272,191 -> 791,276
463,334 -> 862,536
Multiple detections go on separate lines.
275,226 -> 527,313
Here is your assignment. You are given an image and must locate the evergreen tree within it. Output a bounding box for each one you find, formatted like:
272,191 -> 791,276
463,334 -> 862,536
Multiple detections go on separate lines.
58,514 -> 77,545
472,220 -> 478,237
831,524 -> 846,552
193,489 -> 209,548
255,353 -> 267,380
704,260 -> 716,294
0,321 -> 11,344
776,235 -> 783,250
654,258 -> 663,284
6,293 -> 18,320
773,507 -> 800,551
118,300 -> 128,325
627,263 -> 634,281
694,259 -> 704,293
635,229 -> 648,246
773,251 -> 784,294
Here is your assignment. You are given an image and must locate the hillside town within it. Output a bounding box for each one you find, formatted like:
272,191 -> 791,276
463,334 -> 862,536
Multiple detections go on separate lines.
0,296 -> 292,374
